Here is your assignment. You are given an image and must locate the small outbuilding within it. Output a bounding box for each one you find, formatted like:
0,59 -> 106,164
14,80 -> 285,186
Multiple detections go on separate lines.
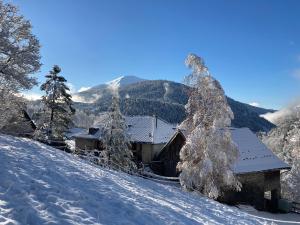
74,128 -> 104,151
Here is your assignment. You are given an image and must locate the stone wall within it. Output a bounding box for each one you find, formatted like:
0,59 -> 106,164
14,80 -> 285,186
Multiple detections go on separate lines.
220,170 -> 281,211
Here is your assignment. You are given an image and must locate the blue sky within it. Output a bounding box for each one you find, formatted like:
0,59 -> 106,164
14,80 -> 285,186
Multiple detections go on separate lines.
10,0 -> 300,109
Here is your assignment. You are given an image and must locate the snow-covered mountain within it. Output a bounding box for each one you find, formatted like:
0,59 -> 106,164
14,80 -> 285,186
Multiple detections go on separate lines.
73,75 -> 145,103
106,75 -> 146,89
0,134 -> 268,224
70,77 -> 275,132
27,75 -> 275,132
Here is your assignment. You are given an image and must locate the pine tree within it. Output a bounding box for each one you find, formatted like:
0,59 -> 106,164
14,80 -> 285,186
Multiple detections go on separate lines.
101,96 -> 136,171
177,54 -> 241,199
36,65 -> 75,141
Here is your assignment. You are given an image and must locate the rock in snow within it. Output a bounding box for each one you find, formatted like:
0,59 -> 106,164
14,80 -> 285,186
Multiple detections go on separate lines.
0,134 -> 268,225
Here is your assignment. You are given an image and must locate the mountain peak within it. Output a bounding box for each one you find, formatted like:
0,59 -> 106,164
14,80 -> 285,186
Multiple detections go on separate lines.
106,75 -> 146,88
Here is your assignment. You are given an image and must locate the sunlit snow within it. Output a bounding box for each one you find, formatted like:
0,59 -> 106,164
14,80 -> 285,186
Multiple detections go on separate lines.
0,134 -> 270,224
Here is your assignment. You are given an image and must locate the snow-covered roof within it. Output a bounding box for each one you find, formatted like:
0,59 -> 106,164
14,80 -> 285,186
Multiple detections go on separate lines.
73,134 -> 99,140
73,126 -> 105,140
65,128 -> 87,139
230,127 -> 290,174
74,115 -> 177,144
167,127 -> 290,174
125,116 -> 177,144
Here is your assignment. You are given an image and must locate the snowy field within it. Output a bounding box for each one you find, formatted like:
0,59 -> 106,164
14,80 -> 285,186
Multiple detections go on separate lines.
0,134 -> 294,225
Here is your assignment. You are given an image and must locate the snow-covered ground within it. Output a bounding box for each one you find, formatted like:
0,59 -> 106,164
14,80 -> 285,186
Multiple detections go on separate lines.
0,134 -> 292,225
238,205 -> 300,225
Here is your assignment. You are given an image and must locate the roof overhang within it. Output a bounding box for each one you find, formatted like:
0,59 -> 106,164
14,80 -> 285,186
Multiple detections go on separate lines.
235,166 -> 292,175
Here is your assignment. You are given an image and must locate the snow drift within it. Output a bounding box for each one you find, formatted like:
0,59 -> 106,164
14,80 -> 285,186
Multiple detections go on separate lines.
0,135 -> 268,224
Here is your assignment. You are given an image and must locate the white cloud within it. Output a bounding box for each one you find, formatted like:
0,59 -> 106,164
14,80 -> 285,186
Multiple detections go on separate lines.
260,110 -> 289,124
260,98 -> 300,124
21,92 -> 42,101
67,83 -> 91,93
66,82 -> 76,93
72,95 -> 89,103
72,93 -> 101,103
78,86 -> 91,92
249,102 -> 260,107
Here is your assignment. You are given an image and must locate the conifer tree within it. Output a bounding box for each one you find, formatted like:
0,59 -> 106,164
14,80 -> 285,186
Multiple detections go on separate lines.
177,54 -> 241,199
101,96 -> 136,171
36,65 -> 75,141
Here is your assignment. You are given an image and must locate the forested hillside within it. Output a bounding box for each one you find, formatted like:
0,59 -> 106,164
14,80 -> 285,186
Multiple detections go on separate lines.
73,79 -> 275,132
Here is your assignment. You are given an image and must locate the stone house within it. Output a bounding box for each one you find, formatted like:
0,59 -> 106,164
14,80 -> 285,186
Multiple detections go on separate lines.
151,127 -> 291,211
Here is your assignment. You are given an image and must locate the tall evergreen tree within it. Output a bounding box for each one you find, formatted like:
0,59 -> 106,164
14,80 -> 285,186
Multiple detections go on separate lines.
177,54 -> 241,199
101,96 -> 136,171
36,65 -> 75,141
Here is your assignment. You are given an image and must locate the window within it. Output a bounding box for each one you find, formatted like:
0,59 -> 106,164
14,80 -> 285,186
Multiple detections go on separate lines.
264,191 -> 271,200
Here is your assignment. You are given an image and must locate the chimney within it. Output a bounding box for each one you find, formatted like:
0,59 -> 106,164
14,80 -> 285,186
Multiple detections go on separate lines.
153,114 -> 158,128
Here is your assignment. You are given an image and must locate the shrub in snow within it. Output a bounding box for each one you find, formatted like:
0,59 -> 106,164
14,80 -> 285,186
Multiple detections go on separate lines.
177,53 -> 241,199
35,66 -> 75,141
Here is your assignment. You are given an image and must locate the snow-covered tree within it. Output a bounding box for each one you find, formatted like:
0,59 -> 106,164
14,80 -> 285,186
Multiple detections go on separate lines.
73,109 -> 97,128
0,89 -> 18,130
262,106 -> 300,202
101,96 -> 136,171
177,54 -> 241,199
35,65 -> 75,141
0,1 -> 41,129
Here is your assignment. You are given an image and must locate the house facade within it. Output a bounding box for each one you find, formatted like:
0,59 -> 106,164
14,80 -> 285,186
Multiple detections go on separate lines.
151,130 -> 185,177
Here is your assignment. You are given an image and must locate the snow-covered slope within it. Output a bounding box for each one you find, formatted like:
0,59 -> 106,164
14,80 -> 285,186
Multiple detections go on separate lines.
0,135 -> 267,224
